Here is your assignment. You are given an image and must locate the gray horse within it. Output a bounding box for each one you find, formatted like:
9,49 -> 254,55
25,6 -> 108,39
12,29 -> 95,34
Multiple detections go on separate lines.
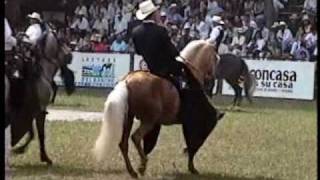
8,26 -> 75,165
207,54 -> 256,108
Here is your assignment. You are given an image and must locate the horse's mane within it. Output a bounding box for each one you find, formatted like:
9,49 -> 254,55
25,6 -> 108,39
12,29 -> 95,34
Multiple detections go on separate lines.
180,40 -> 216,61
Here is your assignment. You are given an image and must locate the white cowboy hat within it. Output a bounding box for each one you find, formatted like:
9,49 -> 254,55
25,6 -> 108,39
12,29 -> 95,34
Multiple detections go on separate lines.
136,0 -> 159,20
160,11 -> 166,17
27,12 -> 42,21
289,13 -> 298,20
302,14 -> 310,21
78,10 -> 86,16
279,21 -> 286,26
184,22 -> 191,29
271,22 -> 279,28
211,16 -> 224,25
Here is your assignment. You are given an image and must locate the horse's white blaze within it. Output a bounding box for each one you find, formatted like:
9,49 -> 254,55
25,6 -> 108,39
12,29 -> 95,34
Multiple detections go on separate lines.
93,81 -> 128,162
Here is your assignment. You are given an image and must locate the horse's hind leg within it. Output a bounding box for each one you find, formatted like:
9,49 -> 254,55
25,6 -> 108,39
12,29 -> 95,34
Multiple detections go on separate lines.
131,122 -> 155,175
236,86 -> 243,107
143,124 -> 161,155
12,127 -> 34,154
36,111 -> 52,165
119,113 -> 137,178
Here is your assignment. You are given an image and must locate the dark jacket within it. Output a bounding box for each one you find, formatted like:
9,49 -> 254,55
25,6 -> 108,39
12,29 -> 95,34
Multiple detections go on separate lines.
132,21 -> 181,76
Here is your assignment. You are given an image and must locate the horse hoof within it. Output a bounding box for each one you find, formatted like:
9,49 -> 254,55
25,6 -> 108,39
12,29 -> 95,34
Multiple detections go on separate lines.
138,166 -> 146,176
182,147 -> 188,154
12,147 -> 26,154
189,168 -> 199,175
41,156 -> 53,165
129,171 -> 138,178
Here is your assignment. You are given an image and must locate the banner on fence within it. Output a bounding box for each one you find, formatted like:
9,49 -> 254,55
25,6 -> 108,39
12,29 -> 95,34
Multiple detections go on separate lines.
54,52 -> 130,88
222,60 -> 316,100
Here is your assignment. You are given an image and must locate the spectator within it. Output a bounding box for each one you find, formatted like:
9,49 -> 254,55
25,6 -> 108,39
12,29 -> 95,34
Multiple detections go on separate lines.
253,0 -> 265,21
272,0 -> 284,23
92,35 -> 110,52
167,3 -> 185,26
291,41 -> 310,61
177,22 -> 193,51
230,28 -> 246,55
304,0 -> 317,15
276,21 -> 293,54
244,0 -> 254,15
196,16 -> 210,39
252,31 -> 267,59
92,13 -> 109,36
114,13 -> 128,35
287,14 -> 299,37
74,0 -> 88,17
207,0 -> 222,16
160,11 -> 169,26
106,0 -> 116,23
70,11 -> 90,38
110,34 -> 128,53
89,0 -> 98,19
77,33 -> 91,52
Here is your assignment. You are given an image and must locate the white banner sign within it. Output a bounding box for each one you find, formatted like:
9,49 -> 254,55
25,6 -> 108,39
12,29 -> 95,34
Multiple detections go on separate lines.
54,52 -> 130,88
222,60 -> 316,100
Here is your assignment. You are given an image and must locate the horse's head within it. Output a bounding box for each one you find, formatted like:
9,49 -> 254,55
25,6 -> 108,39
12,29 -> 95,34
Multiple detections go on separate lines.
43,29 -> 75,95
43,26 -> 73,68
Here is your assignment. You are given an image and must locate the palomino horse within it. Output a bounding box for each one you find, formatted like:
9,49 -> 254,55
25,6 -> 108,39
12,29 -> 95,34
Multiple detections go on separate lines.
8,26 -> 75,164
208,54 -> 256,107
93,40 -> 224,178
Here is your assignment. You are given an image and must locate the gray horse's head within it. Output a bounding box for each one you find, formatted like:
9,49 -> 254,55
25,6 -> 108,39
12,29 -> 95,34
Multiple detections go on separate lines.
44,31 -> 73,67
43,30 -> 75,95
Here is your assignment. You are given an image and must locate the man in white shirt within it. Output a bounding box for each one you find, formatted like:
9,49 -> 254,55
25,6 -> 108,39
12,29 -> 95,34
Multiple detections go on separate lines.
114,13 -> 128,35
74,0 -> 88,17
207,16 -> 224,51
277,21 -> 293,54
92,13 -> 109,36
23,12 -> 43,46
71,11 -> 90,37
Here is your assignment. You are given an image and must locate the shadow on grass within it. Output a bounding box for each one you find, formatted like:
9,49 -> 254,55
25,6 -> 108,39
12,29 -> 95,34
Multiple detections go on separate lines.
11,163 -> 124,177
162,172 -> 279,180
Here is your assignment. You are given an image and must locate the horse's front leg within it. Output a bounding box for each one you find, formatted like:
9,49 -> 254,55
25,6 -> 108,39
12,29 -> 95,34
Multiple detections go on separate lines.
131,122 -> 154,176
36,111 -> 52,165
50,81 -> 58,104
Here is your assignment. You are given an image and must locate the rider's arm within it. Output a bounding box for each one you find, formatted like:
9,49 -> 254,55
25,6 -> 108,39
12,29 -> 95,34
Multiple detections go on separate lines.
159,26 -> 180,58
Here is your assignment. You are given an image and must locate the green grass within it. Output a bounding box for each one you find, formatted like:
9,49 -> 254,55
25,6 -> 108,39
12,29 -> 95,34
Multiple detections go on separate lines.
11,89 -> 317,180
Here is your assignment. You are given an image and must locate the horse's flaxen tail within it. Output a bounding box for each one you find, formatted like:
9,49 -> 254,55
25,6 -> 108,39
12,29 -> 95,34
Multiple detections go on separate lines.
93,81 -> 128,162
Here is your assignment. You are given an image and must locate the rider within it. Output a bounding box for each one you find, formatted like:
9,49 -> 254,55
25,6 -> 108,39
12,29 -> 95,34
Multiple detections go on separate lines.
132,0 -> 210,120
207,15 -> 225,52
21,12 -> 43,59
132,0 -> 188,89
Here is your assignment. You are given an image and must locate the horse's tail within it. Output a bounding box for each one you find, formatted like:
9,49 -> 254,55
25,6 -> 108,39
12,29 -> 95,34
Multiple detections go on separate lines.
93,81 -> 128,162
244,71 -> 256,104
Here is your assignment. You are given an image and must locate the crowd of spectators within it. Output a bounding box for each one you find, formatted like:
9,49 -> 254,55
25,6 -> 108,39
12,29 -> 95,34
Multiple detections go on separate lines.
59,0 -> 317,61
